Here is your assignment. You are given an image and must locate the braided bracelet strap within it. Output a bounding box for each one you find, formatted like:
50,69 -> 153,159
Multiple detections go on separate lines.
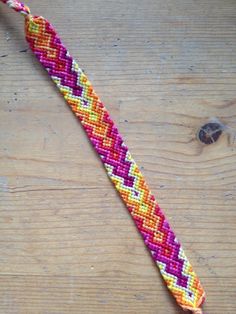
1,1 -> 206,313
1,0 -> 30,15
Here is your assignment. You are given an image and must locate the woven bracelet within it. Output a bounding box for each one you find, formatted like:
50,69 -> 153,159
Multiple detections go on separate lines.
0,1 -> 206,313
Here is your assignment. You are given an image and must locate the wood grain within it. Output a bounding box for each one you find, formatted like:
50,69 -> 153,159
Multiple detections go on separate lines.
0,0 -> 236,313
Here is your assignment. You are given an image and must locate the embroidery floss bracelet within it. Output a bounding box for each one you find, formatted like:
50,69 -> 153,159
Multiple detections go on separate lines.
1,1 -> 206,313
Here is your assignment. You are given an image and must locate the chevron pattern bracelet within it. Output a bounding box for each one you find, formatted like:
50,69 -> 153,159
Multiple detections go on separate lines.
1,1 -> 206,313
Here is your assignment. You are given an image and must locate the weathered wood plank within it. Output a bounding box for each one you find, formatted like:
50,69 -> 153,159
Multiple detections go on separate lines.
0,0 -> 236,313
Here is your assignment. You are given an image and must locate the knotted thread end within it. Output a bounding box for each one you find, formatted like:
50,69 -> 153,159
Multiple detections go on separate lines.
1,0 -> 31,16
183,306 -> 205,314
190,307 -> 204,314
194,309 -> 203,314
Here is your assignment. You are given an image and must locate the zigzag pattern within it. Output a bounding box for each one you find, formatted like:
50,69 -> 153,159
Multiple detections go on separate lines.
24,15 -> 205,313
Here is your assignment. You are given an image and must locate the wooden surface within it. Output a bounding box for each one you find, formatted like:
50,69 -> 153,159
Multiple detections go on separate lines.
0,0 -> 236,313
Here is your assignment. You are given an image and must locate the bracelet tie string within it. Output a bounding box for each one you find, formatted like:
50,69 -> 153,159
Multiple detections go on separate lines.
1,0 -> 30,15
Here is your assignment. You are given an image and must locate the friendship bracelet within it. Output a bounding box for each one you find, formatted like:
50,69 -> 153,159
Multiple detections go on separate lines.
0,1 -> 206,313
